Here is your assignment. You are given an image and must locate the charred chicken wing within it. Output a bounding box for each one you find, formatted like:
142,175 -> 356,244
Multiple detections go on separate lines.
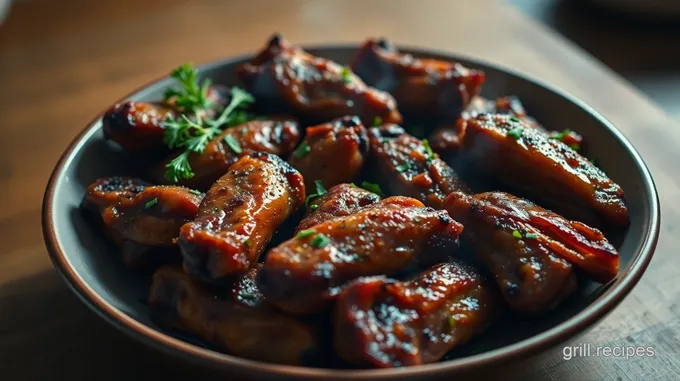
238,34 -> 402,125
258,196 -> 464,315
81,176 -> 150,212
351,38 -> 484,118
179,153 -> 305,283
288,116 -> 369,191
296,183 -> 381,233
149,265 -> 320,365
334,260 -> 499,367
457,114 -> 628,228
368,125 -> 468,209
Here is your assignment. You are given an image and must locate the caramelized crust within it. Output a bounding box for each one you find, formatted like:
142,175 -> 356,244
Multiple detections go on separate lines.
334,260 -> 499,367
179,153 -> 305,283
148,265 -> 320,365
289,116 -> 369,191
81,176 -> 150,212
296,183 -> 381,233
238,34 -> 402,125
258,196 -> 463,315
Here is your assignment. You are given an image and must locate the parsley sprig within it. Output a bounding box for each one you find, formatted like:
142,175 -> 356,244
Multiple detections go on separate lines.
163,64 -> 213,113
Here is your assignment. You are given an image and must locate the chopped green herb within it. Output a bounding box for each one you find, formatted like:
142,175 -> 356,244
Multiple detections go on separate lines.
310,204 -> 319,211
448,314 -> 456,329
315,180 -> 327,196
349,183 -> 357,188
507,127 -> 524,140
422,139 -> 436,162
373,116 -> 383,127
296,229 -> 316,239
212,207 -> 219,213
244,239 -> 251,248
240,292 -> 257,301
310,234 -> 331,248
341,66 -> 353,84
145,198 -> 159,209
512,230 -> 522,239
509,116 -> 521,123
227,111 -> 253,127
380,137 -> 390,144
294,141 -> 311,158
223,134 -> 242,154
163,63 -> 212,113
550,129 -> 571,141
360,181 -> 385,197
189,189 -> 202,195
570,143 -> 581,151
395,161 -> 412,172
525,233 -> 538,239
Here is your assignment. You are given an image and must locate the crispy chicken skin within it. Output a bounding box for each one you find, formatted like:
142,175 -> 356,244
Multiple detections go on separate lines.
367,125 -> 468,209
334,260 -> 499,367
351,38 -> 484,118
148,265 -> 320,365
288,116 -> 369,191
156,119 -> 300,190
102,87 -> 226,151
296,183 -> 381,233
100,186 -> 203,267
457,114 -> 628,228
179,153 -> 305,283
237,34 -> 402,125
81,176 -> 150,212
444,191 -> 614,313
258,196 -> 464,315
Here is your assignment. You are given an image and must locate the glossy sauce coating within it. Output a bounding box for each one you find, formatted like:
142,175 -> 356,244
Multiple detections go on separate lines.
156,119 -> 300,190
178,153 -> 305,283
288,116 -> 369,191
296,183 -> 381,233
351,38 -> 484,118
237,34 -> 402,125
334,260 -> 499,367
368,125 -> 468,209
444,192 -> 594,313
458,114 -> 628,228
148,265 -> 320,365
101,186 -> 203,267
258,196 -> 464,315
81,176 -> 150,212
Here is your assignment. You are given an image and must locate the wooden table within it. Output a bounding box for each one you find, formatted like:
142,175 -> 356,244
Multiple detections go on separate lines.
1,0 -> 678,380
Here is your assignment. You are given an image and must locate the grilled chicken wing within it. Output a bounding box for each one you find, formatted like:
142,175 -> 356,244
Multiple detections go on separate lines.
334,260 -> 499,367
351,38 -> 484,119
288,116 -> 369,191
155,119 -> 300,190
100,186 -> 203,267
296,183 -> 381,233
149,265 -> 320,365
237,34 -> 402,125
81,176 -> 150,212
258,196 -> 463,315
367,125 -> 468,209
443,191 -> 621,312
179,153 -> 305,283
457,114 -> 628,228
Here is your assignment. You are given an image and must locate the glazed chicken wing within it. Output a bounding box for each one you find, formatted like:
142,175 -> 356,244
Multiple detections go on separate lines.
149,265 -> 320,365
351,38 -> 484,119
81,176 -> 150,212
155,119 -> 300,190
296,183 -> 381,233
258,196 -> 463,315
237,34 -> 402,125
367,125 -> 468,209
457,114 -> 628,228
334,260 -> 499,367
288,116 -> 369,191
179,153 -> 305,283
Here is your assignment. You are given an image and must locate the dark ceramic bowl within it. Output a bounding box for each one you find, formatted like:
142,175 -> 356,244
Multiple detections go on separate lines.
43,45 -> 660,380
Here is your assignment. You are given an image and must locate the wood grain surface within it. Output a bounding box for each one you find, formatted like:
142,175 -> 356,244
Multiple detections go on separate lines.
1,0 -> 678,380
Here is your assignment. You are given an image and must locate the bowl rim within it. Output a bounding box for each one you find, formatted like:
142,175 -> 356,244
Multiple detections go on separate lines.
42,43 -> 661,380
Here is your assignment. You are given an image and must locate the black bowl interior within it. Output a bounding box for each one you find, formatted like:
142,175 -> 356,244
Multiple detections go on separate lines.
46,46 -> 657,376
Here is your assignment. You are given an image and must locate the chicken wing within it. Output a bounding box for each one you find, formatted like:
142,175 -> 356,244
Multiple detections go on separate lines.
288,116 -> 369,191
457,114 -> 628,228
237,34 -> 402,125
367,125 -> 468,209
296,183 -> 381,233
179,153 -> 305,283
258,196 -> 463,315
351,38 -> 484,119
155,118 -> 300,190
148,265 -> 320,365
81,176 -> 150,212
334,260 -> 499,367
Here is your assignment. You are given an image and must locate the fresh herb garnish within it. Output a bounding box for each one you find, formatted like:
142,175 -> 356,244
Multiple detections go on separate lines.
341,66 -> 352,84
360,181 -> 385,197
507,127 -> 524,140
448,314 -> 456,329
550,129 -> 571,141
296,229 -> 316,239
310,234 -> 331,248
310,204 -> 319,211
240,292 -> 257,301
422,139 -> 436,162
512,230 -> 522,239
373,116 -> 383,127
244,239 -> 251,248
145,198 -> 159,209
305,180 -> 328,206
570,143 -> 581,151
189,189 -> 202,195
509,116 -> 521,123
163,63 -> 212,113
223,134 -> 242,154
212,207 -> 220,213
294,141 -> 311,158
395,161 -> 412,172
525,233 -> 538,239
